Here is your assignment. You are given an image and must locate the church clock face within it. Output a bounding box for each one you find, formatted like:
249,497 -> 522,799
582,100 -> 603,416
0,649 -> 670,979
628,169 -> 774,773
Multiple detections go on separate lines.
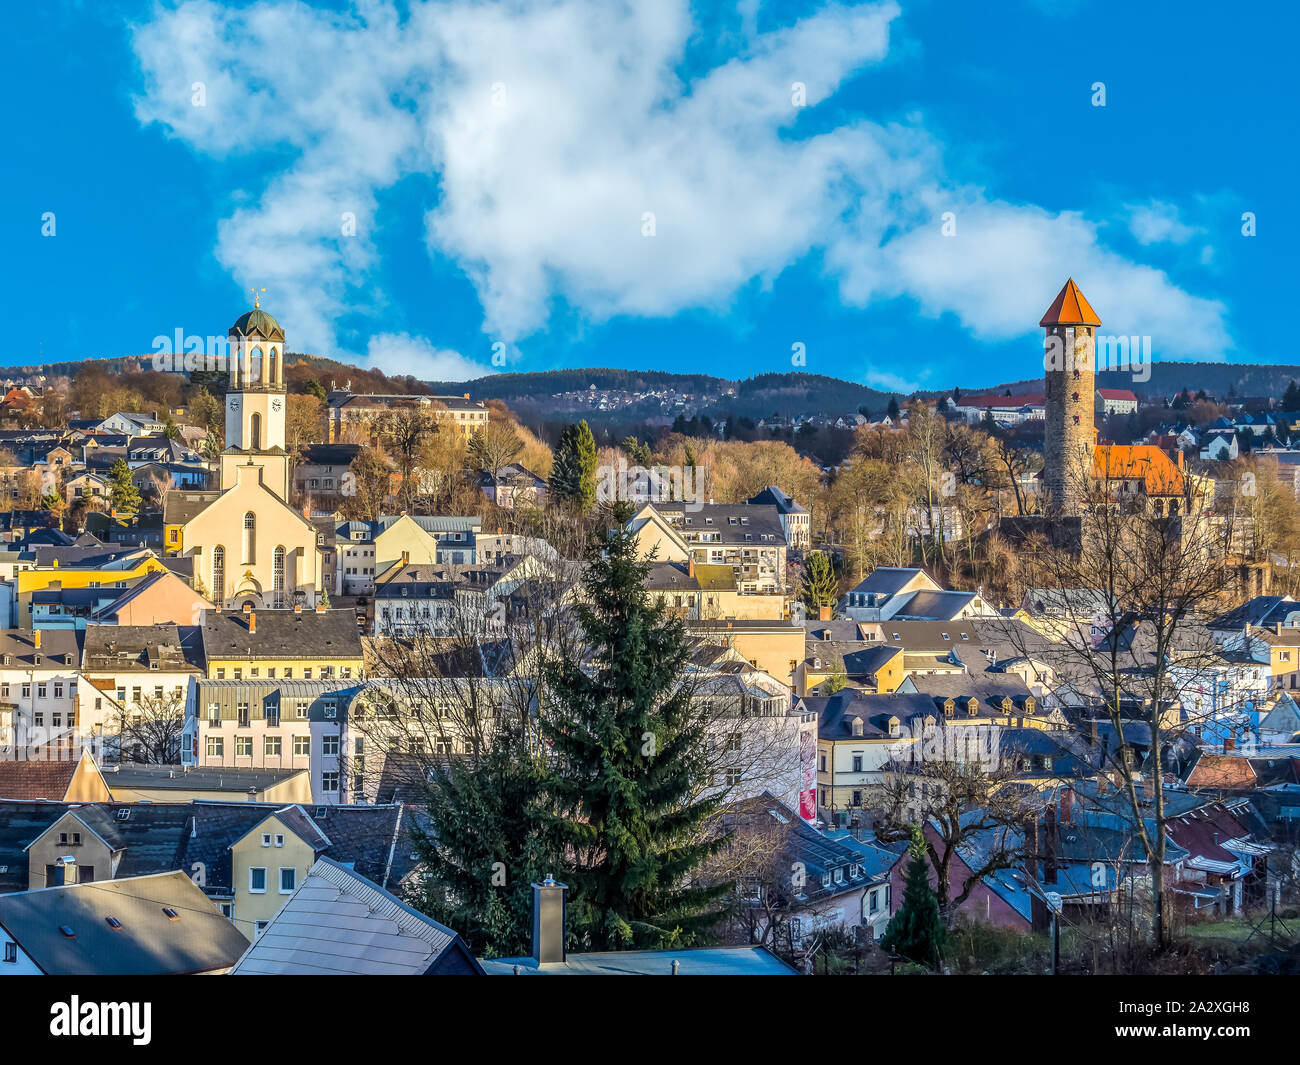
272,399 -> 282,412
228,396 -> 240,411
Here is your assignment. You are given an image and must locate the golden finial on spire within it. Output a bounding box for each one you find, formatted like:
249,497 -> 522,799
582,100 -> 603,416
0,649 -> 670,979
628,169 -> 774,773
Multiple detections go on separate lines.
249,286 -> 266,309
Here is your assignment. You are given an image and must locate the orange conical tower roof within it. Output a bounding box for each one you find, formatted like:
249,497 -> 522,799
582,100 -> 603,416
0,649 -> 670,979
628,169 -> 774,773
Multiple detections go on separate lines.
1039,278 -> 1101,327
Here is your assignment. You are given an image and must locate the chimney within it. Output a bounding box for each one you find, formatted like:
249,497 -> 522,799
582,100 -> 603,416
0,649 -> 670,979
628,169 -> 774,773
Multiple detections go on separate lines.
242,601 -> 252,614
55,856 -> 75,886
1224,734 -> 1235,751
293,603 -> 303,615
819,605 -> 832,621
1043,804 -> 1058,885
687,556 -> 695,579
401,550 -> 410,566
248,611 -> 256,635
1059,787 -> 1074,825
463,393 -> 471,401
1177,450 -> 1185,470
316,603 -> 326,614
531,875 -> 567,965
33,629 -> 41,650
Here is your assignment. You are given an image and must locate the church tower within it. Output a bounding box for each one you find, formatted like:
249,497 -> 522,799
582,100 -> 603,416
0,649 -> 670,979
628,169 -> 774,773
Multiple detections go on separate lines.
1041,278 -> 1101,515
221,292 -> 290,500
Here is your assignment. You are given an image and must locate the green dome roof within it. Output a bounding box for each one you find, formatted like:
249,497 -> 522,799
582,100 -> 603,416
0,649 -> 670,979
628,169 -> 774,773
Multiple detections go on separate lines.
229,307 -> 285,342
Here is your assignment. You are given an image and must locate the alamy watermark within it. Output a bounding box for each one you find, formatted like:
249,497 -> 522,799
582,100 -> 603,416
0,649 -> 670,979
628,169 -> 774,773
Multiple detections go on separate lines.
1045,332 -> 1152,383
597,459 -> 705,512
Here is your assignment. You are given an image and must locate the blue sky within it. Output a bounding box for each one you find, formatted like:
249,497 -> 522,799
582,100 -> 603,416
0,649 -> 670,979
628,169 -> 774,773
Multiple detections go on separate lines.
1,0 -> 1289,392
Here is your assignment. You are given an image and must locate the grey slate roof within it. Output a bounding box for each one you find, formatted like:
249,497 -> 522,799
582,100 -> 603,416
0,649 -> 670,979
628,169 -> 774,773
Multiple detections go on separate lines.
202,608 -> 364,661
230,856 -> 483,975
104,764 -> 307,793
0,871 -> 247,975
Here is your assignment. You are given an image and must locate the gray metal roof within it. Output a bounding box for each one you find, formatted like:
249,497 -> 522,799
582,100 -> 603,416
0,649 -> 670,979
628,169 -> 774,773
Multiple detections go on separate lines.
230,856 -> 480,975
0,870 -> 248,975
105,764 -> 307,792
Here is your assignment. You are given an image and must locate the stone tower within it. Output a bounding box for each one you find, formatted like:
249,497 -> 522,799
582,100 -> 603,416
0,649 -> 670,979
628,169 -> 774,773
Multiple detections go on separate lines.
222,297 -> 290,500
1041,278 -> 1101,515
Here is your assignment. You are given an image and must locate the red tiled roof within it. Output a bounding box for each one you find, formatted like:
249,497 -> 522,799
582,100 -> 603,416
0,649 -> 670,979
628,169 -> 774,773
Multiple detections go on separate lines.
1040,278 -> 1102,327
1097,388 -> 1138,402
0,758 -> 78,800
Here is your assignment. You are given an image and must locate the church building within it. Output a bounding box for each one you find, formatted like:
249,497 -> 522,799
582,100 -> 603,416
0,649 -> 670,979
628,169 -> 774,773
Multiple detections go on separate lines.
178,299 -> 322,607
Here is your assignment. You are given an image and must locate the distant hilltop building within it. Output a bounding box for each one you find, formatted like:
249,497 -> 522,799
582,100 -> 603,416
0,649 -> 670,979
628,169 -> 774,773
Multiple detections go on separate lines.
326,387 -> 488,443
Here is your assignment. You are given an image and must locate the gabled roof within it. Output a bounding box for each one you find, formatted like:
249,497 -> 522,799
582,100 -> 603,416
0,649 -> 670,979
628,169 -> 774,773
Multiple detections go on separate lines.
0,870 -> 247,975
847,566 -> 937,598
230,856 -> 483,975
1039,278 -> 1101,327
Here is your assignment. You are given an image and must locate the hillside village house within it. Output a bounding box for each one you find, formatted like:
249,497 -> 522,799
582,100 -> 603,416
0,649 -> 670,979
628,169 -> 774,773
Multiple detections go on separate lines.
645,559 -> 788,622
628,503 -> 788,595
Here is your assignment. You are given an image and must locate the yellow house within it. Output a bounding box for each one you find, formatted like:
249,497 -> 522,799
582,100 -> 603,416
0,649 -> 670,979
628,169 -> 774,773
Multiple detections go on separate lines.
797,642 -> 905,697
15,551 -> 170,625
201,606 -> 365,680
229,810 -> 326,940
687,619 -> 805,690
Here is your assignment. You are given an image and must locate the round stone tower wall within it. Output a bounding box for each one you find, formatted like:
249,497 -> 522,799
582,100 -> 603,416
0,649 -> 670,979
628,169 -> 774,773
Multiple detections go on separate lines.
1043,324 -> 1096,515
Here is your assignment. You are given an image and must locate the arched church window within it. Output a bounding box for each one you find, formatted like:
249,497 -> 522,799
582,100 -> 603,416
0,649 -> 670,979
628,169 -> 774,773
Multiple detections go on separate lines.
250,347 -> 262,384
243,512 -> 256,565
250,412 -> 262,451
269,348 -> 279,385
212,545 -> 225,600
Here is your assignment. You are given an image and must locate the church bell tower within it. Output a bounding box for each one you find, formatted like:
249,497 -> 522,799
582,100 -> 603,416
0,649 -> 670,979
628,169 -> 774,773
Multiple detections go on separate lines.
222,289 -> 290,500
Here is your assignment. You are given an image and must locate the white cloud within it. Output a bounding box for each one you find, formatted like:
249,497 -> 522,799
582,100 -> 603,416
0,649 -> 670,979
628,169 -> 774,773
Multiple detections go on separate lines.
862,369 -> 922,393
363,333 -> 490,381
130,0 -> 1233,366
1126,200 -> 1201,246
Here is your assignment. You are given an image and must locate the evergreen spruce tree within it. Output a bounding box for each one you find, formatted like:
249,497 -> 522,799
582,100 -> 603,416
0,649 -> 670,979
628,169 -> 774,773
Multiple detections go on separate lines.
1283,380 -> 1300,411
801,550 -> 839,612
881,825 -> 946,970
549,420 -> 598,511
108,458 -> 141,517
542,503 -> 730,950
407,731 -> 553,957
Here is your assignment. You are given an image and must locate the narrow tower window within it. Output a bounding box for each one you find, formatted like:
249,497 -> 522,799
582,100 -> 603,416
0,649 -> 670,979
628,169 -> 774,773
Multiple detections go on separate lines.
212,545 -> 225,600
